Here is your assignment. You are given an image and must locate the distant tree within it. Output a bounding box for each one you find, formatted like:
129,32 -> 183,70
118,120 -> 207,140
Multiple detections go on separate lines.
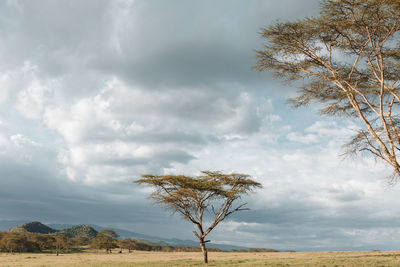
0,233 -> 39,253
134,240 -> 157,251
70,236 -> 90,247
255,0 -> 400,181
1,233 -> 22,253
119,239 -> 137,253
30,233 -> 54,251
54,235 -> 69,256
135,171 -> 261,264
91,230 -> 119,253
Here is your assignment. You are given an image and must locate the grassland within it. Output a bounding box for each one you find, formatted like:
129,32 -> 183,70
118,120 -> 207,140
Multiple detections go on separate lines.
1,250 -> 400,266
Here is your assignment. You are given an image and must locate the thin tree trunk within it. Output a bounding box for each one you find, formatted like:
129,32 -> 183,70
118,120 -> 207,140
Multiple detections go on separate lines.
199,238 -> 208,264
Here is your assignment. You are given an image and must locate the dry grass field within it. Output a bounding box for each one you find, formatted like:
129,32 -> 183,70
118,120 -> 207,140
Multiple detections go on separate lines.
1,250 -> 400,267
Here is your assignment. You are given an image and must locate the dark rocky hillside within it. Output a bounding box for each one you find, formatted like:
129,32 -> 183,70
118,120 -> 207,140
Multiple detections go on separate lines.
58,225 -> 97,239
8,221 -> 57,234
7,222 -> 97,239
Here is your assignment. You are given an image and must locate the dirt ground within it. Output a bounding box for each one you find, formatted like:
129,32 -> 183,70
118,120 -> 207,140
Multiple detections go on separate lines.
1,250 -> 400,266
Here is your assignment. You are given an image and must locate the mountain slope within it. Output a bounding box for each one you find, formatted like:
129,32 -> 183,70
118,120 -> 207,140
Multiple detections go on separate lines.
58,225 -> 97,238
8,221 -> 57,234
6,221 -> 255,251
7,222 -> 97,239
0,220 -> 31,231
50,223 -> 250,251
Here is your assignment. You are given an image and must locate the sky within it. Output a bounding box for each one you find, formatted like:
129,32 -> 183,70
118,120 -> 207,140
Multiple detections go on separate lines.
1,0 -> 400,251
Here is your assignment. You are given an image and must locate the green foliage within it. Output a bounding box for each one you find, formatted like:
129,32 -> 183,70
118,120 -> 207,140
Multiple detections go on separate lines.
135,171 -> 261,223
119,239 -> 137,252
8,221 -> 57,234
54,235 -> 69,256
58,225 -> 98,239
118,238 -> 160,252
0,230 -> 236,254
0,232 -> 40,253
255,0 -> 400,179
7,221 -> 98,241
90,230 -> 119,253
135,171 -> 262,264
30,234 -> 55,250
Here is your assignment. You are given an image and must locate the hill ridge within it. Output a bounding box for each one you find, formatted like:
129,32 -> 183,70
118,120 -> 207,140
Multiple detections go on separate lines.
8,221 -> 57,234
8,221 -> 97,239
5,221 -> 254,251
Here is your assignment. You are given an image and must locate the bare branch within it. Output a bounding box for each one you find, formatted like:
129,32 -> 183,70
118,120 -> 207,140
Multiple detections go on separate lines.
255,0 -> 400,179
135,171 -> 262,263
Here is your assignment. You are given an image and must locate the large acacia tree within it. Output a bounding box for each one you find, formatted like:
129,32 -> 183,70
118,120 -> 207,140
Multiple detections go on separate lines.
135,171 -> 261,264
255,0 -> 400,180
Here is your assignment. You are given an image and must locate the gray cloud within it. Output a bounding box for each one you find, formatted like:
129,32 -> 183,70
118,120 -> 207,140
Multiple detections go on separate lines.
4,0 -> 399,252
92,0 -> 319,90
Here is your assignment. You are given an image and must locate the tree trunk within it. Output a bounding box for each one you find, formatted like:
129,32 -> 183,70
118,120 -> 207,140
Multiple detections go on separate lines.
199,239 -> 208,264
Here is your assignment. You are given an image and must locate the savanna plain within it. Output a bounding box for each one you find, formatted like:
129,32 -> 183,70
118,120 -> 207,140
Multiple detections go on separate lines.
1,250 -> 400,267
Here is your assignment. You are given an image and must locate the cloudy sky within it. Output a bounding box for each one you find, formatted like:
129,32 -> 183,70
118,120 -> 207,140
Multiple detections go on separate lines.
1,0 -> 399,251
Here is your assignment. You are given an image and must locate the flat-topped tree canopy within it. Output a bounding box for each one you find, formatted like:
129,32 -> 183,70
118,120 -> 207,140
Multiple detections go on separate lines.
135,171 -> 261,264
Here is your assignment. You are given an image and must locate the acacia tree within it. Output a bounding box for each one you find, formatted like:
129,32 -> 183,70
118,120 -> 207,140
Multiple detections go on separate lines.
54,235 -> 68,256
91,230 -> 119,253
30,234 -> 54,251
1,233 -> 24,253
119,239 -> 137,253
255,0 -> 400,180
0,233 -> 38,253
135,171 -> 261,264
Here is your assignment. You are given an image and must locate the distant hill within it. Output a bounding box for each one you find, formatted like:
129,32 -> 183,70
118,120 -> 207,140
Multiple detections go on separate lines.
49,223 -> 251,251
0,220 -> 30,230
7,222 -> 97,239
5,221 -> 258,251
8,221 -> 57,234
58,225 -> 97,239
